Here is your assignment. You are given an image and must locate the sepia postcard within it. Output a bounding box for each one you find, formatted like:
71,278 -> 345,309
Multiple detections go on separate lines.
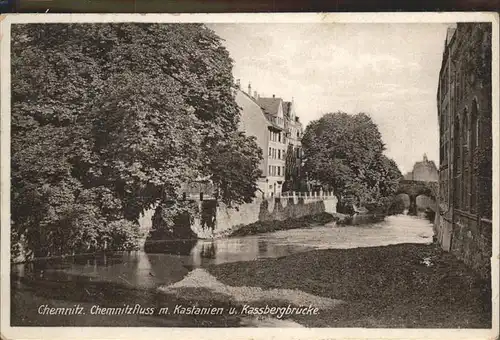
0,12 -> 498,340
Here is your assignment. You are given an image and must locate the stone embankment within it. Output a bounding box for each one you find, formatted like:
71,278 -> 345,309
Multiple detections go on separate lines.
189,193 -> 339,239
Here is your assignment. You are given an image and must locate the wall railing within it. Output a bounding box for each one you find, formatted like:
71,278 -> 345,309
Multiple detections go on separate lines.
266,191 -> 335,199
180,191 -> 336,202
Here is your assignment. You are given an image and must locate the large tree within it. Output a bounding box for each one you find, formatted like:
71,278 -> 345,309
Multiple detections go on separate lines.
302,112 -> 402,212
11,23 -> 260,258
208,132 -> 263,206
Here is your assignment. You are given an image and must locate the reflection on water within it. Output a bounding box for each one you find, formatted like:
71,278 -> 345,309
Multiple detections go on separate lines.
349,213 -> 386,225
12,214 -> 434,290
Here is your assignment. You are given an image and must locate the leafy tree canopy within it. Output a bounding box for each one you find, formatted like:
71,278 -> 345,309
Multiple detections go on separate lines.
302,112 -> 402,212
11,23 -> 260,258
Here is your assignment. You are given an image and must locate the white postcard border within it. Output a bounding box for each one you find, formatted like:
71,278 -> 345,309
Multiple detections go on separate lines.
1,12 -> 498,340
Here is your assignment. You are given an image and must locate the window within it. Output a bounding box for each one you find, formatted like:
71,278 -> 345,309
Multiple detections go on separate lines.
277,167 -> 281,176
269,165 -> 271,175
278,133 -> 281,143
444,140 -> 449,165
278,150 -> 281,160
462,111 -> 468,210
453,117 -> 461,208
268,147 -> 272,157
470,100 -> 478,213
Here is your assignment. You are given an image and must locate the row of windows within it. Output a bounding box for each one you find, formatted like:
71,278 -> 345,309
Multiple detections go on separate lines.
288,127 -> 302,140
268,147 -> 285,160
452,99 -> 481,214
268,165 -> 285,177
269,130 -> 285,143
268,146 -> 303,160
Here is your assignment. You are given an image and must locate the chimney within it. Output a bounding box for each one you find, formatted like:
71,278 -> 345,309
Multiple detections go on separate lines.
236,79 -> 241,89
248,83 -> 252,96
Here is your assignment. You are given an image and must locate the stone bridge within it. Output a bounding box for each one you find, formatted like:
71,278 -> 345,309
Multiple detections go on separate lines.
396,180 -> 438,215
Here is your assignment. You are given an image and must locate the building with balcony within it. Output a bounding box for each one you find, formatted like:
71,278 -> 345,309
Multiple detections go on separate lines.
435,23 -> 492,279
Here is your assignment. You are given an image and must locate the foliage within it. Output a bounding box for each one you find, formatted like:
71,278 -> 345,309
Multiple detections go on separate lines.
150,201 -> 199,240
208,132 -> 263,206
385,195 -> 407,215
11,23 -> 255,259
302,112 -> 402,212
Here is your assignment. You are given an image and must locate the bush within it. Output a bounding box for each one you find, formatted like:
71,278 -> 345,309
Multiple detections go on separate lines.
229,213 -> 337,237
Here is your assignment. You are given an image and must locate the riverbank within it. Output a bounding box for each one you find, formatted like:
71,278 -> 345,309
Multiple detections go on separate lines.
207,243 -> 491,328
228,212 -> 348,237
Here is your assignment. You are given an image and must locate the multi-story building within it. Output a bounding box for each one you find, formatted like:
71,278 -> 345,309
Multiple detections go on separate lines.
435,23 -> 492,279
403,154 -> 438,182
282,99 -> 304,191
235,82 -> 303,197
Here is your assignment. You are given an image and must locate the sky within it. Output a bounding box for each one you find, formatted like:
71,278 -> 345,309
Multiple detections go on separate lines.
209,23 -> 450,174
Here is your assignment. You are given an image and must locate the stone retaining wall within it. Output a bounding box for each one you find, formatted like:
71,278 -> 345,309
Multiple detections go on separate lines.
191,196 -> 338,239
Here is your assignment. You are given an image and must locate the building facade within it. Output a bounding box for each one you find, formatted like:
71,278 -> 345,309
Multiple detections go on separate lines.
435,23 -> 492,279
403,154 -> 439,182
236,82 -> 304,197
235,88 -> 270,195
282,99 -> 304,191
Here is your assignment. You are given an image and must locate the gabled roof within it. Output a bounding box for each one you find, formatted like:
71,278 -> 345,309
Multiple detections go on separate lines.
236,90 -> 269,128
257,97 -> 282,116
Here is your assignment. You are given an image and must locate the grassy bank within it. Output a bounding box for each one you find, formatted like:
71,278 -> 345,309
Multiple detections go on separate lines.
207,243 -> 491,328
228,212 -> 346,237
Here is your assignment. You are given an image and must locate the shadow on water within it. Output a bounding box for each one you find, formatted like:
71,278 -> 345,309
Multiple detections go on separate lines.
346,213 -> 386,226
144,239 -> 198,256
11,214 -> 437,326
11,267 -> 242,327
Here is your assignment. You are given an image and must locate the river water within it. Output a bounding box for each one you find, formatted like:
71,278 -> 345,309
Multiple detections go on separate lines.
12,214 -> 433,290
11,215 -> 433,327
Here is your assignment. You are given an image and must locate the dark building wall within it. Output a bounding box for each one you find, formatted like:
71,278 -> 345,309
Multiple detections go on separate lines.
435,23 -> 492,280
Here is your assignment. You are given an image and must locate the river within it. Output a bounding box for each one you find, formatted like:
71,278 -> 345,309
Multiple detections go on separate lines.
10,214 -> 435,326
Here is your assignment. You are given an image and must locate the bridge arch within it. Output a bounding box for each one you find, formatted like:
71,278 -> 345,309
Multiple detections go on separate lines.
396,180 -> 437,215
